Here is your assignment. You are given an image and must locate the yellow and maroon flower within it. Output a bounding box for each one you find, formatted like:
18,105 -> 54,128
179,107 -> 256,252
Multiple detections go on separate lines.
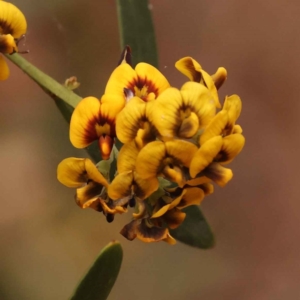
0,0 -> 27,80
175,57 -> 227,108
70,96 -> 123,160
120,218 -> 176,244
108,141 -> 159,201
135,139 -> 198,187
104,59 -> 170,104
189,95 -> 245,186
57,157 -> 128,222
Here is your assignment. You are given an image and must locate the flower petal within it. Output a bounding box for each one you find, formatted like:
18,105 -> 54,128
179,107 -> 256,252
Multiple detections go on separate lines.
116,97 -> 146,143
57,157 -> 108,188
121,219 -> 169,243
136,141 -> 166,179
216,133 -> 245,164
108,171 -> 133,200
117,141 -> 139,173
200,110 -> 229,145
133,172 -> 159,200
76,182 -> 104,208
0,34 -> 16,54
175,57 -> 220,107
175,57 -> 202,81
100,93 -> 125,123
135,63 -> 170,100
190,136 -> 223,178
180,81 -> 216,126
223,95 -> 242,134
202,162 -> 233,187
70,97 -> 101,148
177,187 -> 205,209
0,54 -> 9,80
165,139 -> 198,167
163,208 -> 186,229
104,63 -> 137,96
211,67 -> 227,90
0,1 -> 27,38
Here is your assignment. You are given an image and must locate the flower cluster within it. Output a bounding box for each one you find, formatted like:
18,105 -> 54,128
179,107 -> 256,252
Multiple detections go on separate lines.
57,48 -> 245,244
0,0 -> 27,80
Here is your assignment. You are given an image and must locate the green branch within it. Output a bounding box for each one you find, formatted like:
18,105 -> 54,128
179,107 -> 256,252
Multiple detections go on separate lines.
6,53 -> 82,108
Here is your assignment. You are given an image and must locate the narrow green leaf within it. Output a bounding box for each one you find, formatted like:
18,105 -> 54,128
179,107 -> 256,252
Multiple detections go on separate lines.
170,206 -> 215,249
70,241 -> 123,300
116,0 -> 158,67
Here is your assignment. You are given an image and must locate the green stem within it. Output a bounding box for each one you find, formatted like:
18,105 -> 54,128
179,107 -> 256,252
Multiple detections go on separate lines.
6,53 -> 82,108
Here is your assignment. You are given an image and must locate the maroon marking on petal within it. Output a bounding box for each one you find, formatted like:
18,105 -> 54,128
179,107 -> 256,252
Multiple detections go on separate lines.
126,77 -> 160,101
183,60 -> 201,82
0,20 -> 15,35
82,114 -> 101,144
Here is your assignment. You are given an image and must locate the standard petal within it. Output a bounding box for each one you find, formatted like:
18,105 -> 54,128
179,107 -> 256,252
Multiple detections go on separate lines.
117,141 -> 139,173
216,133 -> 245,164
211,67 -> 227,89
104,63 -> 137,96
57,157 -> 88,187
165,140 -> 198,167
180,82 -> 216,127
116,97 -> 146,143
175,57 -> 220,107
150,87 -> 183,138
223,95 -> 242,134
57,157 -> 108,188
136,141 -> 166,179
190,136 -> 223,178
200,110 -> 229,145
135,63 -> 170,100
100,93 -> 126,122
202,162 -> 233,187
175,57 -> 202,81
70,97 -> 101,148
0,1 -> 27,38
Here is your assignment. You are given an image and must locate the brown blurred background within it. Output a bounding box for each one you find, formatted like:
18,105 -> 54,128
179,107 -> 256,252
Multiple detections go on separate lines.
1,0 -> 300,299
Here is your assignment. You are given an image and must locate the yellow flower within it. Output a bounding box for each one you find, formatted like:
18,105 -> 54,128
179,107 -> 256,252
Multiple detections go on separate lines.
150,82 -> 216,139
70,53 -> 170,159
104,58 -> 170,104
175,57 -> 227,108
108,141 -> 159,200
115,97 -> 157,148
0,0 -> 27,80
57,157 -> 128,222
59,50 -> 246,244
189,95 -> 245,186
120,218 -> 176,244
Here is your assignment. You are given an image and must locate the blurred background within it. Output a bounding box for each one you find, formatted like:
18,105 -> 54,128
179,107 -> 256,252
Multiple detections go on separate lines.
1,0 -> 300,299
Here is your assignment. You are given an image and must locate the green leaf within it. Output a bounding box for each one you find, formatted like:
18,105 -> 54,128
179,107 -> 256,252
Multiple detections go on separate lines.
170,206 -> 215,249
116,0 -> 158,67
70,241 -> 123,300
